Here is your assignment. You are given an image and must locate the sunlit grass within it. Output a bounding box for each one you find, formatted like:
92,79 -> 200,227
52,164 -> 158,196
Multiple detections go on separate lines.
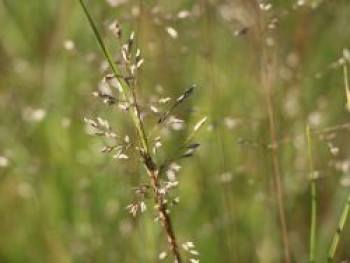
0,0 -> 350,262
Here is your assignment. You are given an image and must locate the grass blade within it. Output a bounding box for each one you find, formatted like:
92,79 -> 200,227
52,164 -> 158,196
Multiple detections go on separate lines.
343,64 -> 350,112
78,0 -> 124,93
327,193 -> 350,262
306,125 -> 317,263
78,0 -> 149,151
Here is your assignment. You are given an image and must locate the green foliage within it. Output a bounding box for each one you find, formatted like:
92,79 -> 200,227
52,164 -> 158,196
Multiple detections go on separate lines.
1,0 -> 350,262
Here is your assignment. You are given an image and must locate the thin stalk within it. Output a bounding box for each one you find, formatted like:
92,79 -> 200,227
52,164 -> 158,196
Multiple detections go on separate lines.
79,1 -> 181,261
78,0 -> 146,147
264,71 -> 291,263
306,125 -> 317,263
143,155 -> 182,262
326,64 -> 350,261
256,4 -> 291,262
327,194 -> 350,262
343,61 -> 350,111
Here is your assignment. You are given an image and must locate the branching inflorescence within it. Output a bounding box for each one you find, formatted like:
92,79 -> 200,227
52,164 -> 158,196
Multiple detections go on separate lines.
79,1 -> 205,262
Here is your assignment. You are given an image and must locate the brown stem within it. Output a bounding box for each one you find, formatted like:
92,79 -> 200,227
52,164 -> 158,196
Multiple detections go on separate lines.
265,83 -> 291,263
129,56 -> 181,261
254,3 -> 291,262
143,154 -> 182,262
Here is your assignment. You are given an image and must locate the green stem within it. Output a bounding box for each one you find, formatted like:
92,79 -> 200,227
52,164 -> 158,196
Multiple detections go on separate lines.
78,1 -> 181,261
306,125 -> 317,263
327,194 -> 350,262
78,0 -> 149,153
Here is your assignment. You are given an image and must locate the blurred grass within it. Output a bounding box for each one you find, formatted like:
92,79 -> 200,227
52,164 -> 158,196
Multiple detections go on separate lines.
1,0 -> 350,262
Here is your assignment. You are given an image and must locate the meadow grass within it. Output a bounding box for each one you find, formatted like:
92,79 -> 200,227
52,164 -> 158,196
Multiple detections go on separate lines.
0,0 -> 350,262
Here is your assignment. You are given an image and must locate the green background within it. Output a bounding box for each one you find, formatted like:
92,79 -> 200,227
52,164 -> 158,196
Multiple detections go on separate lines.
0,0 -> 350,262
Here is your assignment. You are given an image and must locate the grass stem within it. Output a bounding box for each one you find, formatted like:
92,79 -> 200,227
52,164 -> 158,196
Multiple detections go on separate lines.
78,1 -> 181,261
256,5 -> 291,261
306,125 -> 317,263
327,193 -> 350,262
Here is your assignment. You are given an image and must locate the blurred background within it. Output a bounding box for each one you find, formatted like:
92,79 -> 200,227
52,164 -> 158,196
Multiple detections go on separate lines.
1,0 -> 350,262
